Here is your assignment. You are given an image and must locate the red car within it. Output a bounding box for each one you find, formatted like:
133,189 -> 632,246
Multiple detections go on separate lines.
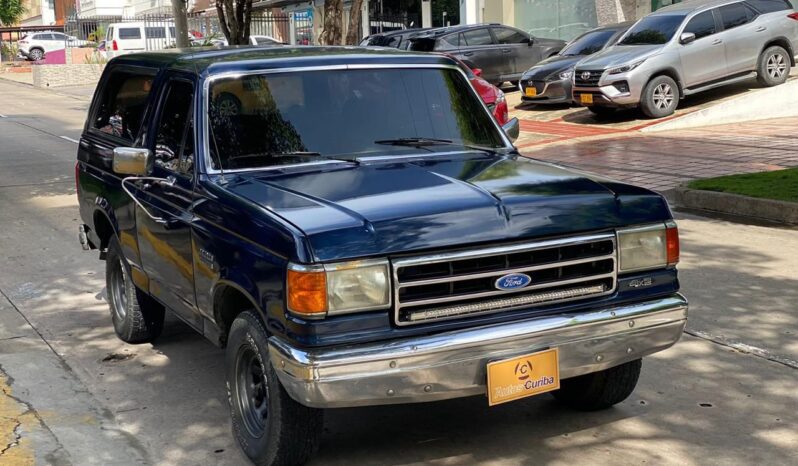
451,56 -> 509,126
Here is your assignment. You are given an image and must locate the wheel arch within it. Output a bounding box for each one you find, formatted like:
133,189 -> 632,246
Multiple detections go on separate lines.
760,38 -> 795,67
647,68 -> 684,97
92,197 -> 118,251
212,280 -> 265,347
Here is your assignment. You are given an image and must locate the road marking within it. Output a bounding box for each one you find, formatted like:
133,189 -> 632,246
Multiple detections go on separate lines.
59,136 -> 79,144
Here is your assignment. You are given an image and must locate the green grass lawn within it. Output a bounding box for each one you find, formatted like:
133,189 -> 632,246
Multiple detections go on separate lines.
687,168 -> 798,203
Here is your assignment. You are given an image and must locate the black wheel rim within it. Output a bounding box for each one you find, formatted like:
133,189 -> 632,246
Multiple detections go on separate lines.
109,257 -> 128,321
235,345 -> 269,438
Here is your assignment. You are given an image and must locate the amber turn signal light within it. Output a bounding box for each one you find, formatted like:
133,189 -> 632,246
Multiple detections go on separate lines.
666,225 -> 680,265
287,269 -> 327,317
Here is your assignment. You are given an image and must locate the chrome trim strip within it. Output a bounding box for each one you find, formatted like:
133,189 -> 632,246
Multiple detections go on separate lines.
201,63 -> 514,175
397,253 -> 616,287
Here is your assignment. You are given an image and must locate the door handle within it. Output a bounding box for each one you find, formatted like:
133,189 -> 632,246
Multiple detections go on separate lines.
755,26 -> 767,32
712,39 -> 722,45
462,51 -> 474,56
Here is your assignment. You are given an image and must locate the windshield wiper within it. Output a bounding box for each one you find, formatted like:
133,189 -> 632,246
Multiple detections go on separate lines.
374,138 -> 504,154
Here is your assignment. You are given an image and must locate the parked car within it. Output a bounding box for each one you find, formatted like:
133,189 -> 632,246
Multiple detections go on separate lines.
359,28 -> 428,49
407,24 -> 566,85
17,31 -> 89,61
573,0 -> 798,118
519,22 -> 633,105
450,55 -> 509,125
194,35 -> 284,47
76,47 -> 687,466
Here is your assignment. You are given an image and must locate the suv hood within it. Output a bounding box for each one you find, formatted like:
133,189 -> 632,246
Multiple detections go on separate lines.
577,44 -> 661,69
227,154 -> 671,262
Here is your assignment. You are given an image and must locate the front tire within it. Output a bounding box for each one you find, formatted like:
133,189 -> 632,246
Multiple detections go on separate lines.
757,45 -> 790,87
105,235 -> 164,343
226,311 -> 323,466
551,359 -> 642,411
640,75 -> 679,118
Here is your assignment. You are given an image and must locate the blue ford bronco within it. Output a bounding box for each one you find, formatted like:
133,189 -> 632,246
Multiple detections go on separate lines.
76,47 -> 687,465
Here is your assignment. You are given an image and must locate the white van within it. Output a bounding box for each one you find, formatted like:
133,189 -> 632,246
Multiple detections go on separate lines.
105,22 -> 177,58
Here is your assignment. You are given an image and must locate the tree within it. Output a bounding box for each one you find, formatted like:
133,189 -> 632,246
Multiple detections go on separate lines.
171,0 -> 189,48
0,0 -> 26,27
216,0 -> 253,45
344,0 -> 364,45
319,0 -> 343,45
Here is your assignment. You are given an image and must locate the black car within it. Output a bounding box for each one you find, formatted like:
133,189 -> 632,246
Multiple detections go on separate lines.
359,28 -> 429,49
406,23 -> 565,86
519,22 -> 633,105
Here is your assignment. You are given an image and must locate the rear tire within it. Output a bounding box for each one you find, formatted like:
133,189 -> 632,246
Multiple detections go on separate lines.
226,310 -> 323,466
28,48 -> 44,61
551,359 -> 642,411
640,75 -> 679,118
757,45 -> 790,87
105,235 -> 164,343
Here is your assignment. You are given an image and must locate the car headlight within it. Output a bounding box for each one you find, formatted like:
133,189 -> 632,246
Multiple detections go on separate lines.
287,260 -> 391,318
608,60 -> 646,75
617,222 -> 679,272
558,70 -> 573,80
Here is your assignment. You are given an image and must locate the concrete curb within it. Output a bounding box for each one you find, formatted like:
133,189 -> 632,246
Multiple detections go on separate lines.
673,186 -> 798,225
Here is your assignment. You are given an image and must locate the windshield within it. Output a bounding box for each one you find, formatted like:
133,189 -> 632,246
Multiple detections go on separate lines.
619,14 -> 686,45
207,68 -> 505,170
560,29 -> 617,56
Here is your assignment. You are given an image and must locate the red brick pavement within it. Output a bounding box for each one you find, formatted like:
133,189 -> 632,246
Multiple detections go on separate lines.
519,117 -> 798,193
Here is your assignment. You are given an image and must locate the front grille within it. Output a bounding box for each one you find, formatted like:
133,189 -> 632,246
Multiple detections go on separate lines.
574,69 -> 603,87
392,233 -> 617,326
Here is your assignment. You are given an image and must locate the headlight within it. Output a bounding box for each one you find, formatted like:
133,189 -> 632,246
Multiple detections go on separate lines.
608,60 -> 646,75
287,260 -> 391,318
558,70 -> 573,80
617,222 -> 679,272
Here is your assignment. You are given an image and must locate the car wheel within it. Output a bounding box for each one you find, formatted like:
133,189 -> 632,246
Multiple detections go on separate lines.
587,106 -> 616,117
105,235 -> 164,343
28,48 -> 44,61
757,45 -> 790,87
640,75 -> 679,118
226,310 -> 323,466
551,359 -> 641,411
215,93 -> 241,118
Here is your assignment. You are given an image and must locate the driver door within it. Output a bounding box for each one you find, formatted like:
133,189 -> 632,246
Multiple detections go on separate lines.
135,75 -> 200,328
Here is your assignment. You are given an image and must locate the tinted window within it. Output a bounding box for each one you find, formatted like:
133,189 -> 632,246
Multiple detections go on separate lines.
492,27 -> 528,44
145,27 -> 166,39
155,80 -> 194,175
684,11 -> 717,39
719,3 -> 756,29
619,14 -> 687,45
462,28 -> 493,46
93,71 -> 154,141
119,28 -> 142,40
52,33 -> 67,40
438,34 -> 459,48
208,69 -> 504,170
747,0 -> 793,13
560,29 -> 617,56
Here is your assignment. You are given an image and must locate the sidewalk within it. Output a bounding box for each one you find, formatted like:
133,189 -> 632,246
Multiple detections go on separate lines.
520,117 -> 798,193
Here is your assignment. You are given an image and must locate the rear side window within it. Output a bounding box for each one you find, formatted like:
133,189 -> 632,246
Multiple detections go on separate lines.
684,11 -> 717,39
462,28 -> 493,46
145,27 -> 166,39
93,70 -> 155,142
154,80 -> 195,175
119,28 -> 142,40
492,27 -> 528,44
719,3 -> 757,29
438,34 -> 459,48
746,0 -> 793,13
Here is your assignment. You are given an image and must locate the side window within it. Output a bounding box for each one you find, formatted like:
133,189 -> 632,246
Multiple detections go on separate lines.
719,2 -> 757,30
93,70 -> 155,142
746,0 -> 793,13
462,28 -> 493,46
492,27 -> 528,44
145,27 -> 167,39
106,27 -> 114,42
438,34 -> 459,48
52,33 -> 67,41
154,80 -> 194,175
684,11 -> 717,39
119,28 -> 142,40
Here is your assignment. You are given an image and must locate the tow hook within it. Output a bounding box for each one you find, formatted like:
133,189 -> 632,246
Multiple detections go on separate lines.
78,224 -> 91,250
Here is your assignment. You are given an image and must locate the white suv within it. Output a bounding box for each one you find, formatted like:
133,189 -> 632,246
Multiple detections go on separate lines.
17,31 -> 87,61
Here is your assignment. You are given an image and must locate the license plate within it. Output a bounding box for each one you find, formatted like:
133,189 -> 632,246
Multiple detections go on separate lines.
580,93 -> 594,105
487,348 -> 560,406
525,87 -> 537,97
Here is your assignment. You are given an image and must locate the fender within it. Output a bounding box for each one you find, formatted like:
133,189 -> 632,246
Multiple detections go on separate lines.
208,277 -> 268,346
760,37 -> 796,66
94,195 -> 150,290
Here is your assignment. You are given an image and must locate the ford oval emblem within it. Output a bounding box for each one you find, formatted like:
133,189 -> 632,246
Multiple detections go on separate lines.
495,273 -> 532,291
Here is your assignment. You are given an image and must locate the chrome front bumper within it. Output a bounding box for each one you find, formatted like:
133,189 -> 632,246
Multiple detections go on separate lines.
269,294 -> 688,408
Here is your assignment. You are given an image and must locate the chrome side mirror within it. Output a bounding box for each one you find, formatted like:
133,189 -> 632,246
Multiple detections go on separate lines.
502,117 -> 520,142
113,147 -> 153,176
679,32 -> 696,45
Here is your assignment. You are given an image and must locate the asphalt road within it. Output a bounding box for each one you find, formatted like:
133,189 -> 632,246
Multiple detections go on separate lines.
0,79 -> 796,466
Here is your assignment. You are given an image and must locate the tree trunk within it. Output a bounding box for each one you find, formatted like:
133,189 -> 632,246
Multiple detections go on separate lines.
171,0 -> 190,48
216,0 -> 253,45
319,0 -> 343,46
344,0 -> 364,45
